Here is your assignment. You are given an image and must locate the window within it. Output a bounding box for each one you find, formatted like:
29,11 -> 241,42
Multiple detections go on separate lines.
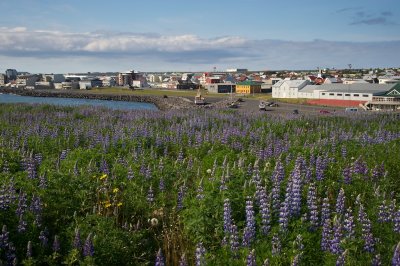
345,94 -> 350,96
329,93 -> 334,96
322,93 -> 326,95
353,94 -> 359,97
362,95 -> 369,97
337,93 -> 342,96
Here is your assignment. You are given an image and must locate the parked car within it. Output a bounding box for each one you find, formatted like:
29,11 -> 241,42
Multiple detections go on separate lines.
292,109 -> 299,114
319,109 -> 331,114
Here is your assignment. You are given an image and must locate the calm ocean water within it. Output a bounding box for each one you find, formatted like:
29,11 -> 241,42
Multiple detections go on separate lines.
0,93 -> 158,110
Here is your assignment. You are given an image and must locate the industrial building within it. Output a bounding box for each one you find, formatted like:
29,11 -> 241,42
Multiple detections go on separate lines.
206,83 -> 235,93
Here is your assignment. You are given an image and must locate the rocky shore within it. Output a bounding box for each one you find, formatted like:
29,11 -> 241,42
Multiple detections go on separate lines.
0,88 -> 240,111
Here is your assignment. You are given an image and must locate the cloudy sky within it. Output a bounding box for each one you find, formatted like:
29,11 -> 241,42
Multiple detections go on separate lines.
0,0 -> 399,73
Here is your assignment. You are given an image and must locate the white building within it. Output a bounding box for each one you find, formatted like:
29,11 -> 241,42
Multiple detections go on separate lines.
272,80 -> 310,98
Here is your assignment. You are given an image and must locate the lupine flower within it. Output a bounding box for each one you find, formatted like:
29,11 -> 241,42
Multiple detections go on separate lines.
358,204 -> 375,253
127,167 -> 134,180
330,216 -> 343,254
159,178 -> 165,192
394,207 -> 400,233
83,233 -> 94,257
52,235 -> 60,253
259,191 -> 271,235
177,186 -> 184,210
279,197 -> 290,232
343,207 -> 355,239
293,234 -> 304,251
242,198 -> 256,247
179,253 -> 188,266
230,224 -> 239,259
336,249 -> 347,266
342,166 -> 352,185
147,186 -> 154,204
195,242 -> 206,266
73,228 -> 82,250
378,200 -> 389,223
196,181 -> 204,200
321,218 -> 332,251
372,254 -> 381,266
392,242 -> 400,266
321,196 -> 331,225
289,163 -> 302,217
335,188 -> 346,215
291,254 -> 300,266
6,242 -> 16,265
26,241 -> 32,258
247,249 -> 257,266
307,183 -> 319,230
271,234 -> 281,256
0,225 -> 9,249
17,214 -> 27,233
30,195 -> 43,227
222,199 -> 232,245
155,248 -> 165,266
39,229 -> 48,247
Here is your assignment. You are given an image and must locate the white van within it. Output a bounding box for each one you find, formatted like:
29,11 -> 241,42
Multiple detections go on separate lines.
345,107 -> 358,112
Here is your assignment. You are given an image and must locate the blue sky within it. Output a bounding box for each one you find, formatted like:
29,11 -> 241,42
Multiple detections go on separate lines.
0,0 -> 399,73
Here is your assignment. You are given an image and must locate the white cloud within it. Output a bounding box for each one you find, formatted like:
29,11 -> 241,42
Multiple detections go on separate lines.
0,27 -> 399,72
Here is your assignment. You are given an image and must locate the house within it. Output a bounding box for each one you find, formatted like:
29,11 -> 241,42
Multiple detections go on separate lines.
79,78 -> 103,90
206,83 -> 236,93
272,80 -> 310,98
0,74 -> 6,86
236,81 -> 262,94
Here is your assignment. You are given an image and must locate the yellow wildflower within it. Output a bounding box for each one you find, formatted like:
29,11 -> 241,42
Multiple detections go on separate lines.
100,174 -> 107,180
105,203 -> 112,208
113,188 -> 119,193
117,202 -> 123,207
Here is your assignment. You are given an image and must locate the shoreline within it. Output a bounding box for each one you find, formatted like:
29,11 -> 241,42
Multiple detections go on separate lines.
0,88 -> 196,111
0,88 -> 241,111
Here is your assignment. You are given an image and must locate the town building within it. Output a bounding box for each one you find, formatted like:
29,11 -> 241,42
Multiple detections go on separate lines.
0,74 -> 6,86
5,69 -> 17,81
79,78 -> 103,90
272,80 -> 310,98
117,70 -> 136,86
206,83 -> 236,93
236,81 -> 262,94
16,74 -> 40,88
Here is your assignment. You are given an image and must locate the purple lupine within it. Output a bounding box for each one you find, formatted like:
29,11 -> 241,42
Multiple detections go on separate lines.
155,248 -> 165,266
343,207 -> 355,239
371,162 -> 385,182
315,154 -> 327,181
0,225 -> 9,249
321,196 -> 331,225
222,199 -> 232,245
392,242 -> 400,266
291,254 -> 300,266
279,197 -> 290,232
242,198 -> 256,247
145,164 -> 152,180
39,174 -> 47,189
83,233 -> 94,257
73,228 -> 82,250
179,253 -> 188,266
177,186 -> 184,210
352,156 -> 369,179
336,249 -> 347,266
196,181 -> 204,200
372,254 -> 381,266
271,234 -> 281,256
39,229 -> 48,247
289,163 -> 302,217
219,174 -> 227,191
17,214 -> 27,233
147,186 -> 154,204
335,188 -> 346,215
6,242 -> 16,265
330,216 -> 343,255
26,241 -> 32,258
247,249 -> 257,266
127,167 -> 134,180
341,146 -> 347,158
378,200 -> 389,223
30,195 -> 43,227
342,166 -> 352,185
389,199 -> 397,222
293,234 -> 304,252
52,235 -> 60,253
159,178 -> 165,192
307,183 -> 319,230
16,192 -> 27,218
394,207 -> 400,233
321,218 -> 332,251
230,224 -> 239,258
195,242 -> 206,266
358,204 -> 375,253
259,191 -> 271,235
